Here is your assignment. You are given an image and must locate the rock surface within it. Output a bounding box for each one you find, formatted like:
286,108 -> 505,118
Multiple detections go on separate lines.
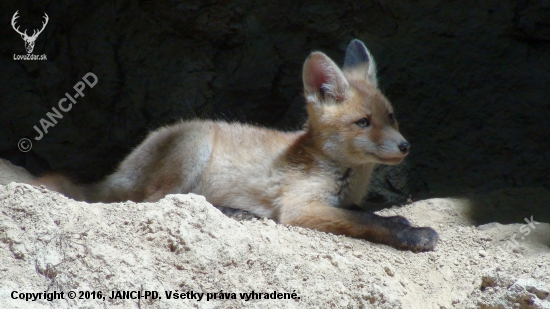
1,161 -> 549,308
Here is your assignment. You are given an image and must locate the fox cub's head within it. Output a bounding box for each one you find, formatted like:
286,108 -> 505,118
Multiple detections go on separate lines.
303,39 -> 410,166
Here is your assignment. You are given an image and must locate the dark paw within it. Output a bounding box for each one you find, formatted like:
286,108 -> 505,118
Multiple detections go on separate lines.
385,215 -> 411,226
395,227 -> 439,252
214,206 -> 260,221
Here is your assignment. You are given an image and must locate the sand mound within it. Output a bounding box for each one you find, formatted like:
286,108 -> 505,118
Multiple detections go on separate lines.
0,160 -> 548,308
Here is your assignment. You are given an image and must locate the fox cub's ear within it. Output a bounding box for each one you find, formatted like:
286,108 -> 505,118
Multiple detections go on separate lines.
303,52 -> 349,103
343,39 -> 378,87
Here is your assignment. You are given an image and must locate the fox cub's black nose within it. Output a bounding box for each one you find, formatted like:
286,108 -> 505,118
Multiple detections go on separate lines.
399,142 -> 410,154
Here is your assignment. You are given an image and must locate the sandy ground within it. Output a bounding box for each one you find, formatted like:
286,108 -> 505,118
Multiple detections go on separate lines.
0,159 -> 549,309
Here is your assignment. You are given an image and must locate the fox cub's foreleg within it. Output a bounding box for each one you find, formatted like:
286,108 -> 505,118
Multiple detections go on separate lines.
280,203 -> 438,252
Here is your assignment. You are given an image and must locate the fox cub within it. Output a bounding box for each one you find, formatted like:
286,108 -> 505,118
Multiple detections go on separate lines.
38,39 -> 438,251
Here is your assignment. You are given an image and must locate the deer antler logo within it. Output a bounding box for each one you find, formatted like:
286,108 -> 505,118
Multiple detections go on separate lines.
11,11 -> 49,54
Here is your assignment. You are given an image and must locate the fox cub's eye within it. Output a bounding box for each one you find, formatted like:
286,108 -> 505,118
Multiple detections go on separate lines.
389,113 -> 396,124
356,118 -> 370,128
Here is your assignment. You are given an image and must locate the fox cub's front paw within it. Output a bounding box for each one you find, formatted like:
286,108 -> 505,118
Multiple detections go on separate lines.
395,227 -> 439,252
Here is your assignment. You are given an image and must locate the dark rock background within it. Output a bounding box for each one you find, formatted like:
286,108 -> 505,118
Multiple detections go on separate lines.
1,0 -> 549,203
